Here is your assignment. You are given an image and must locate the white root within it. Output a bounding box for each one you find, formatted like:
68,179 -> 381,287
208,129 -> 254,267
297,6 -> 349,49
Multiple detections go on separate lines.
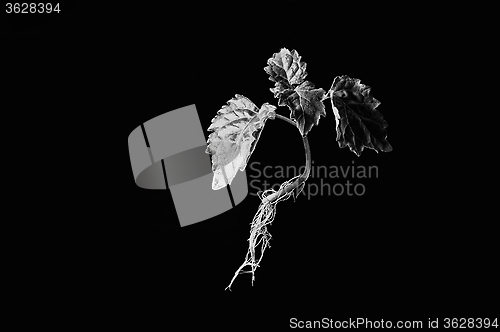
225,175 -> 300,291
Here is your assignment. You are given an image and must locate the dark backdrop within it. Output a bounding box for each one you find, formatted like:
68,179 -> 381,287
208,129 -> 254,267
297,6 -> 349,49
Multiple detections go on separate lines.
3,1 -> 494,328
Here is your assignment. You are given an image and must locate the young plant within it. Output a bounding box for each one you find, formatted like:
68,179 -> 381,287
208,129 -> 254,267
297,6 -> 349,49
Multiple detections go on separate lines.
205,48 -> 392,290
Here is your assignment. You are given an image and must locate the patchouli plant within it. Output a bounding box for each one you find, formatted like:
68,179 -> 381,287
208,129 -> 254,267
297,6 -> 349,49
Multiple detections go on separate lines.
205,47 -> 392,290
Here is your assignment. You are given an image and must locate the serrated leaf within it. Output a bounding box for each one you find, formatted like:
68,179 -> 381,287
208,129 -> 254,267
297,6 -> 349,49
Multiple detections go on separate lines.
206,94 -> 276,190
265,48 -> 326,136
281,81 -> 326,137
264,47 -> 308,96
329,75 -> 392,157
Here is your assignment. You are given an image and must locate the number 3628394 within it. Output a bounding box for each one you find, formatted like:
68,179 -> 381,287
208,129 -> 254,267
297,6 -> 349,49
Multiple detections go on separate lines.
6,3 -> 60,14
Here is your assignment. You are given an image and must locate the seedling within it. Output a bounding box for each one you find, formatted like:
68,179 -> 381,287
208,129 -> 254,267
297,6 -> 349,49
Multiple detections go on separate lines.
205,48 -> 392,290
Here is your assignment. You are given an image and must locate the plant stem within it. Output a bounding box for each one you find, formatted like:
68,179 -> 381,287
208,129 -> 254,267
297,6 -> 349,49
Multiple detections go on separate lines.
262,114 -> 311,203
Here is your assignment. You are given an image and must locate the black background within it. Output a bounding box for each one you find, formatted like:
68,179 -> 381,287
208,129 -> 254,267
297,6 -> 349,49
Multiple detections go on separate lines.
3,1 -> 496,327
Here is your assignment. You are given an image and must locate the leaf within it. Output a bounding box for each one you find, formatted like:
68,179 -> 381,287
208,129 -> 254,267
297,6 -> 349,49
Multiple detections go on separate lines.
329,75 -> 392,157
206,94 -> 276,190
264,48 -> 326,136
282,81 -> 327,137
264,47 -> 308,92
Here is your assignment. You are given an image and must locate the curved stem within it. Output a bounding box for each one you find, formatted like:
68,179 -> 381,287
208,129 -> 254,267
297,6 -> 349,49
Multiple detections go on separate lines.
262,114 -> 311,204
